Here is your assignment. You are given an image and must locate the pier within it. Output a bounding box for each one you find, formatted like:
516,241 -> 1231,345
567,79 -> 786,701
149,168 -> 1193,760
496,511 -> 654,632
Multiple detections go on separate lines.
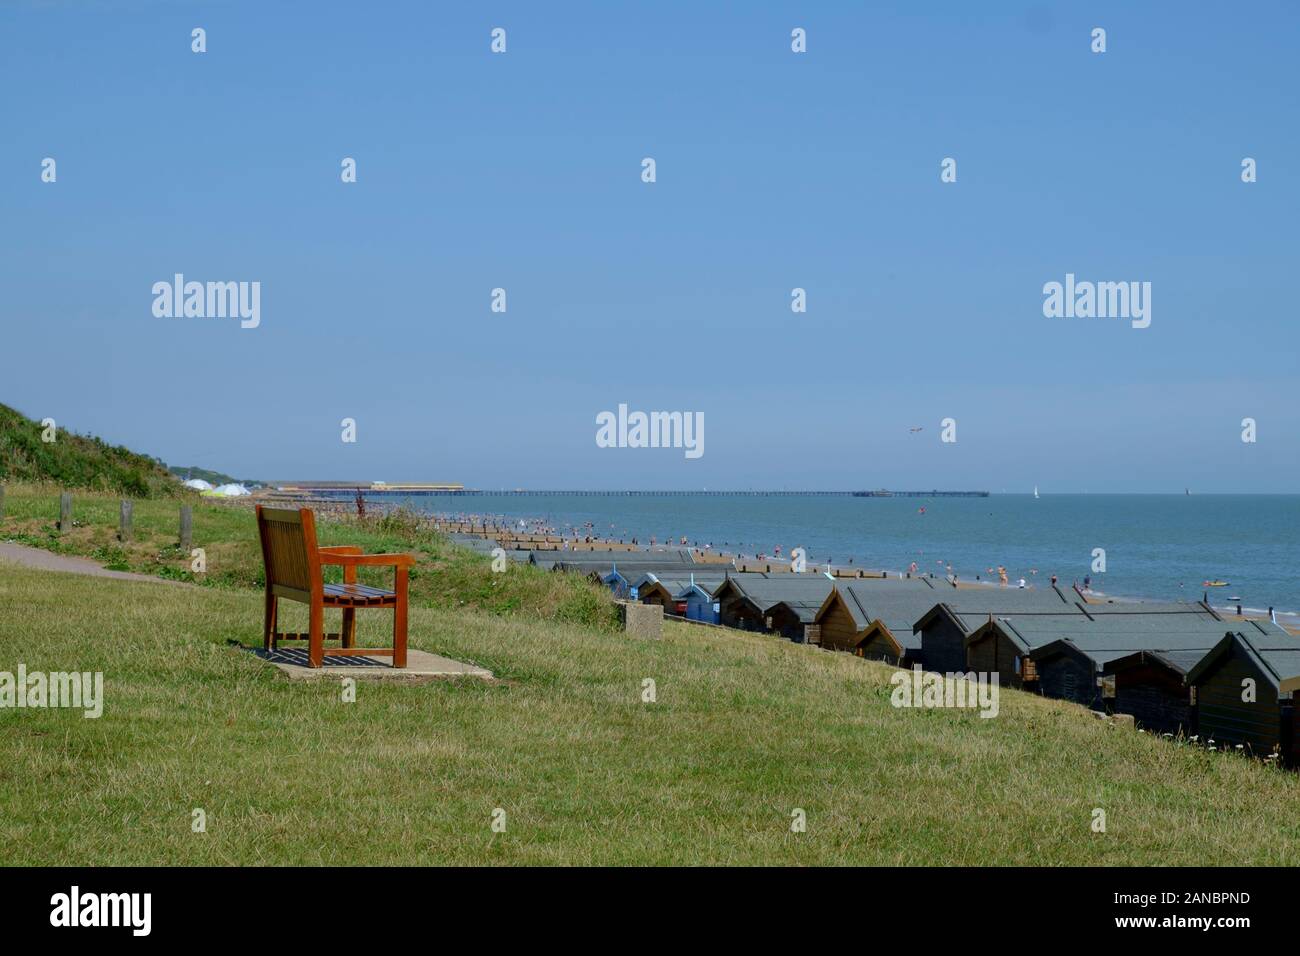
272,484 -> 989,498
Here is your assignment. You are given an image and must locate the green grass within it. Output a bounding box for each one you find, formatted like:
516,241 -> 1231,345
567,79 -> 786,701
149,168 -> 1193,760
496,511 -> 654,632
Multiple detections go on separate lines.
5,485 -> 1300,865
0,485 -> 619,630
5,562 -> 1300,865
0,403 -> 181,498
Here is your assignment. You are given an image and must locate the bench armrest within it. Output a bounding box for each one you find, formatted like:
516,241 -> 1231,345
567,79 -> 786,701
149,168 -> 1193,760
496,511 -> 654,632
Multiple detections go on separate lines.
321,553 -> 415,568
319,546 -> 363,555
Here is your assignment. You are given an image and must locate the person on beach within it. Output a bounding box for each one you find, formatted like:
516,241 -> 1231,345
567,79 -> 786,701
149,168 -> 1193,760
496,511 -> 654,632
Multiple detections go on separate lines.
1050,574 -> 1057,587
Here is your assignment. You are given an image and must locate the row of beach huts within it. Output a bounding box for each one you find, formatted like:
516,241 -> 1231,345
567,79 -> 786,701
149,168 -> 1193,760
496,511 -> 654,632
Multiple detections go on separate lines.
452,535 -> 1300,765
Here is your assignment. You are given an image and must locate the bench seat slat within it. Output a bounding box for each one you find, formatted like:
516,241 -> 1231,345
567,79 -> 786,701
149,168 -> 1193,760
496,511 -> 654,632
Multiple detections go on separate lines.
322,582 -> 397,606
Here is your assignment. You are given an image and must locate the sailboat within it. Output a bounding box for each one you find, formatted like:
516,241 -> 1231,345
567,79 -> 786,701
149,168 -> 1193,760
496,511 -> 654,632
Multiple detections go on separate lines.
1033,485 -> 1039,499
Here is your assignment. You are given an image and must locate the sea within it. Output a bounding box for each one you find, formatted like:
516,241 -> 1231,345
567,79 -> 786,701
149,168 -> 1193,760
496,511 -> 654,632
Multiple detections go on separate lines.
385,493 -> 1300,623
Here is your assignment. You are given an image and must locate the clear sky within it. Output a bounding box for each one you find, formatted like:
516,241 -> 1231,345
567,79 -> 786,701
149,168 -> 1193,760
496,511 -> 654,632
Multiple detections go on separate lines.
3,1 -> 1296,491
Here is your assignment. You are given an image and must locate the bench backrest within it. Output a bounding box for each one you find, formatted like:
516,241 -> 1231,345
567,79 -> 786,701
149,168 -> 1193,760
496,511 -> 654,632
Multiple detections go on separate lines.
256,506 -> 323,602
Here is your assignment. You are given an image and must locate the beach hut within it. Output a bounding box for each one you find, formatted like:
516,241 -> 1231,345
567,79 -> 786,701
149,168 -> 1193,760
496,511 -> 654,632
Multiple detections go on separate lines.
631,572 -> 726,621
1102,650 -> 1209,736
547,549 -> 715,596
676,578 -> 722,624
597,563 -> 709,598
1185,623 -> 1300,762
631,573 -> 678,610
712,577 -> 765,631
961,603 -> 1223,696
711,574 -> 838,637
765,597 -> 827,642
599,566 -> 638,598
1084,606 -> 1227,732
811,578 -> 941,664
961,617 -> 1049,690
913,587 -> 1083,674
1019,612 -> 1228,709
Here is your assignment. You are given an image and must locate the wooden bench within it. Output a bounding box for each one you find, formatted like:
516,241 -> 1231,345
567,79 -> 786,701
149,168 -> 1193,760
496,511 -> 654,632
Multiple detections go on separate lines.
256,505 -> 413,668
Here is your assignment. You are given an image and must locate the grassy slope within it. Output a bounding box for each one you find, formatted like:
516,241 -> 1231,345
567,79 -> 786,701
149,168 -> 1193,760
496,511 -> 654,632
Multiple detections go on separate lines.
4,562 -> 1300,865
0,485 -> 618,629
0,404 -> 180,498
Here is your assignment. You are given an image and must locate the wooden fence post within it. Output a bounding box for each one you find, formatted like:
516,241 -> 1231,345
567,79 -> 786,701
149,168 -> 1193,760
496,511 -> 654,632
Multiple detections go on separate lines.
179,505 -> 193,551
58,492 -> 72,532
119,500 -> 133,543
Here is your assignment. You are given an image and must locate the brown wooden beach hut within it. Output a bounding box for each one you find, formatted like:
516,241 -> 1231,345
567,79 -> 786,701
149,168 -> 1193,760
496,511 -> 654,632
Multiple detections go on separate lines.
1185,623 -> 1300,763
811,577 -> 941,664
1102,649 -> 1210,736
913,586 -> 1083,674
631,573 -> 677,610
764,598 -> 824,641
1022,611 -> 1227,709
962,603 -> 1223,696
711,574 -> 838,637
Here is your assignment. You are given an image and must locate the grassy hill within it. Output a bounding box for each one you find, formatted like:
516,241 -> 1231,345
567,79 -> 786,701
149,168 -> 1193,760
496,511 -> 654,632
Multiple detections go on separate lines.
4,559 -> 1300,865
4,452 -> 1300,863
0,403 -> 181,498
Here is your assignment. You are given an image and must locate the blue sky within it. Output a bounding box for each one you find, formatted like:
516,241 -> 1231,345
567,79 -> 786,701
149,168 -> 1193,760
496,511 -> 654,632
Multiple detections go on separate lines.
2,1 -> 1296,491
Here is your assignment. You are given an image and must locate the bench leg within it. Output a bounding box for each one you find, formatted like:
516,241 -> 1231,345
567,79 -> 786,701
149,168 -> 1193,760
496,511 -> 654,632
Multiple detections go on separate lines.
308,601 -> 325,668
393,567 -> 409,668
341,607 -> 356,648
263,593 -> 277,652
